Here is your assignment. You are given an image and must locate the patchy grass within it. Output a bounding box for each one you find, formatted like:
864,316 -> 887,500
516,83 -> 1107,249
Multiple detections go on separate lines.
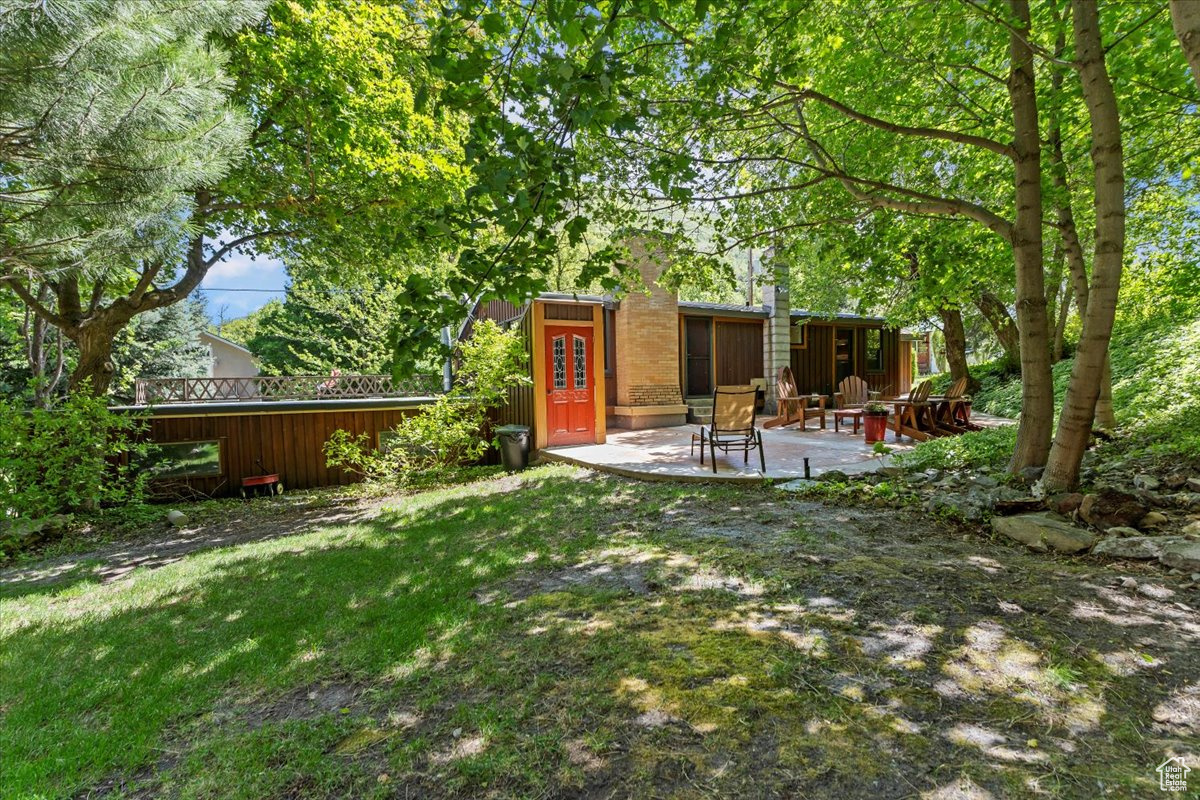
2,465 -> 1197,799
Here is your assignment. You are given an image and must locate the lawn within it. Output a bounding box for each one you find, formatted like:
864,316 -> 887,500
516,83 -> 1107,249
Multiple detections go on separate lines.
2,465 -> 1197,799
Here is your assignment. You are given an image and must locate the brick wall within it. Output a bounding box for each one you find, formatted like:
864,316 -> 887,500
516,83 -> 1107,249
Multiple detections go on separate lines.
614,236 -> 684,407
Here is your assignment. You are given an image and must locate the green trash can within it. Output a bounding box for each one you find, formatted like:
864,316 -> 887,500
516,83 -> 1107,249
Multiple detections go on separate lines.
494,424 -> 531,472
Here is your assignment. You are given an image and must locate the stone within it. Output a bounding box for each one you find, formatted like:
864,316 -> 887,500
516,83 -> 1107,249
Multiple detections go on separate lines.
1160,541 -> 1200,572
817,469 -> 849,483
777,479 -> 819,492
1163,472 -> 1189,490
1188,477 -> 1200,492
1139,511 -> 1169,529
166,509 -> 189,528
992,513 -> 1096,555
1047,492 -> 1085,516
1133,473 -> 1160,491
1079,489 -> 1149,531
1093,536 -> 1169,560
971,475 -> 999,488
1018,465 -> 1044,484
1105,526 -> 1141,538
992,498 -> 1046,516
1183,520 -> 1200,536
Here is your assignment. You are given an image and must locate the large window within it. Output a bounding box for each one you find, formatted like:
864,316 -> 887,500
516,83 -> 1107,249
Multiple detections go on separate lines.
140,440 -> 222,479
790,321 -> 806,347
865,328 -> 884,372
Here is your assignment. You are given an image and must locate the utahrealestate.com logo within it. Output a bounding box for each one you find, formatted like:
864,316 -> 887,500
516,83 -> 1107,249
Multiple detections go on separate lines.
1157,756 -> 1190,792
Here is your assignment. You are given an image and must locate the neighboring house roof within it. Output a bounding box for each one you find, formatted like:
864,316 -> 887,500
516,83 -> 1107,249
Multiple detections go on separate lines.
200,330 -> 258,361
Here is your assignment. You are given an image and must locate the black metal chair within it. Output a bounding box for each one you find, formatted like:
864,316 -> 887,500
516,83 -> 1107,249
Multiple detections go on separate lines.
693,385 -> 766,473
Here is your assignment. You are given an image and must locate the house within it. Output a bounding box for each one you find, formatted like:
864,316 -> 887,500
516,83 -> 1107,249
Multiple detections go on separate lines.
480,236 -> 914,451
200,331 -> 260,379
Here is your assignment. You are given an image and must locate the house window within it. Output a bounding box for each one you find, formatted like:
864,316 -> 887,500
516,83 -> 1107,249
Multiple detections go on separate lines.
865,328 -> 884,372
141,440 -> 222,479
552,336 -> 567,389
790,322 -> 806,348
573,335 -> 587,388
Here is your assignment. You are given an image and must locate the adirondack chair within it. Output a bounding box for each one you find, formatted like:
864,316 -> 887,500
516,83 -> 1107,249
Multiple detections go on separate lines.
834,376 -> 870,409
935,376 -> 979,430
694,385 -> 766,473
891,380 -> 946,441
762,366 -> 826,430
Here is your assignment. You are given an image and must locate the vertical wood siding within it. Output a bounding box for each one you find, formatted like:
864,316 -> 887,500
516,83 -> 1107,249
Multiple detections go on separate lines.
140,405 -> 427,498
714,320 -> 764,386
789,324 -> 903,399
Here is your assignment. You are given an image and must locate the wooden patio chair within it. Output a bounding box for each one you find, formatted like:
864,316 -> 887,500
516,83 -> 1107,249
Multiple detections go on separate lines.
694,385 -> 766,473
930,376 -> 980,431
891,379 -> 947,441
834,375 -> 870,409
763,366 -> 826,430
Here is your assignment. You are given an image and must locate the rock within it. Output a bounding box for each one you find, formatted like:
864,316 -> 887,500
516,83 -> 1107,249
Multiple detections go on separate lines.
1183,520 -> 1200,537
1093,535 -> 1169,560
972,475 -> 999,488
1163,472 -> 1189,490
1079,489 -> 1149,531
1133,473 -> 1160,491
1187,477 -> 1200,492
1160,541 -> 1200,572
1139,511 -> 1169,529
817,469 -> 849,483
992,513 -> 1096,555
777,479 -> 819,492
1047,492 -> 1085,516
166,509 -> 189,528
1019,466 -> 1044,483
993,497 -> 1046,516
1105,526 -> 1141,538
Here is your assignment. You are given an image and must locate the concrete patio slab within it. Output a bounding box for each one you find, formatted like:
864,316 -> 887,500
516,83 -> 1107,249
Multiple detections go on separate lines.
541,414 -> 1012,483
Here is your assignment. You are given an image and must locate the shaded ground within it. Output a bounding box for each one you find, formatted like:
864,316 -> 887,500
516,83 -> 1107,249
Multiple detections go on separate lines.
1,465 -> 1197,799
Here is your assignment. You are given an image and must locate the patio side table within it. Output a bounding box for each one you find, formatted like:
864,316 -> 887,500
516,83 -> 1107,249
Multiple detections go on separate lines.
832,407 -> 864,434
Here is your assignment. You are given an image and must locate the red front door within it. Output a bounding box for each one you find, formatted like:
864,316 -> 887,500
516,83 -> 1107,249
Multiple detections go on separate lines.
545,325 -> 595,446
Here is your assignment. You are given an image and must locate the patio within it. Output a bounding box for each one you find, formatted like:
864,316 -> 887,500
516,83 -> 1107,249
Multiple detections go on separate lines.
541,413 -> 1012,483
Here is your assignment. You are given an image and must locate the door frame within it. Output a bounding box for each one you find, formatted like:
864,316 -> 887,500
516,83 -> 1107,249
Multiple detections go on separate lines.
680,315 -> 714,398
531,301 -> 606,451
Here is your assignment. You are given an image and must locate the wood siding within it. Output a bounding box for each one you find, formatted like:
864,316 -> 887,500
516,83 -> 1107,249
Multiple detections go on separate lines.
495,307 -> 536,435
790,323 -> 903,399
140,405 -> 427,498
543,303 -> 594,321
714,320 -> 764,386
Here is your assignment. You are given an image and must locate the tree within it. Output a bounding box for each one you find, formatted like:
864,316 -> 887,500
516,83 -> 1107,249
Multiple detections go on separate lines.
4,0 -> 472,396
1171,0 -> 1200,92
0,0 -> 260,395
245,268 -> 407,377
109,297 -> 213,403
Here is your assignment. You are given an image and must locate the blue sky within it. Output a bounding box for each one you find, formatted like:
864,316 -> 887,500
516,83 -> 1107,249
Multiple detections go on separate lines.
196,249 -> 287,325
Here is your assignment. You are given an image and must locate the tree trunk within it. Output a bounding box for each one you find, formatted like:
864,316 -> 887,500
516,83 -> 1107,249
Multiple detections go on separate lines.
1048,39 -> 1118,431
938,306 -> 978,393
1171,0 -> 1200,93
1052,280 -> 1070,362
1043,0 -> 1126,491
973,290 -> 1020,367
1007,0 -> 1054,473
66,322 -> 121,397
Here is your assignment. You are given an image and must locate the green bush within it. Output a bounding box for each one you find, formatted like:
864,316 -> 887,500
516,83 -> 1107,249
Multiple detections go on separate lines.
895,425 -> 1017,472
324,319 -> 530,482
0,392 -> 148,520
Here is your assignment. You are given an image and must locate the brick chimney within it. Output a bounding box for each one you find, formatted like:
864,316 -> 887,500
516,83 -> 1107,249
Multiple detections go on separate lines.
612,235 -> 688,429
761,248 -> 791,416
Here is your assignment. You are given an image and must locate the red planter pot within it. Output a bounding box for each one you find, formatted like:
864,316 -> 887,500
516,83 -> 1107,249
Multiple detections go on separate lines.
864,413 -> 889,444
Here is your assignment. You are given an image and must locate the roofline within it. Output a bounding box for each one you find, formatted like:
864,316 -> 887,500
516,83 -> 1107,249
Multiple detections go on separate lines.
201,330 -> 257,359
536,291 -> 608,304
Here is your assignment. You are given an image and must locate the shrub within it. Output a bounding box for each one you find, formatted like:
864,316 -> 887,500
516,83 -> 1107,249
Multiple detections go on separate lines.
324,319 -> 530,481
894,425 -> 1017,472
0,392 -> 148,520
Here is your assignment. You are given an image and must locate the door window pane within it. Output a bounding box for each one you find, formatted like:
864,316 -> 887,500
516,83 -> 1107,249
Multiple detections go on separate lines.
573,336 -> 587,388
552,336 -> 567,389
